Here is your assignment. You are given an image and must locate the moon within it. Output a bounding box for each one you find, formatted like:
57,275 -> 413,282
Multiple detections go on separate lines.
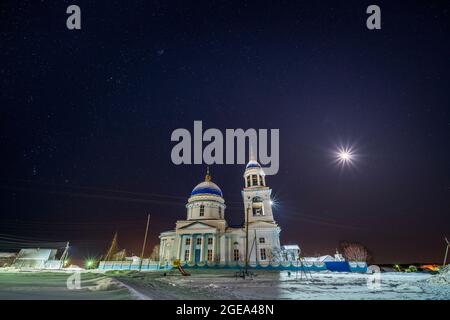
335,146 -> 356,167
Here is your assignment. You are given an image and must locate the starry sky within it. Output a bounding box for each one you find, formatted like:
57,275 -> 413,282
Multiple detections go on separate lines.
0,0 -> 449,264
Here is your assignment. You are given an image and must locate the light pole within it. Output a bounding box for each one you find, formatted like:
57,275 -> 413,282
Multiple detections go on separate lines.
139,214 -> 150,271
443,237 -> 449,267
59,242 -> 70,269
244,204 -> 250,276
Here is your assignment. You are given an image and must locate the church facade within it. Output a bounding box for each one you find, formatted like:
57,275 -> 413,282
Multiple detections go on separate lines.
159,155 -> 281,267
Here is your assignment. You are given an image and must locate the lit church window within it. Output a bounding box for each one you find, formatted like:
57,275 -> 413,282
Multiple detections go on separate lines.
233,249 -> 239,261
252,196 -> 264,216
253,207 -> 262,215
260,248 -> 267,260
207,249 -> 213,261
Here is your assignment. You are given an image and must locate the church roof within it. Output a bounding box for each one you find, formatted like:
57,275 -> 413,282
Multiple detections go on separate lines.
190,167 -> 223,197
245,145 -> 264,172
191,181 -> 223,196
178,221 -> 217,230
246,160 -> 261,169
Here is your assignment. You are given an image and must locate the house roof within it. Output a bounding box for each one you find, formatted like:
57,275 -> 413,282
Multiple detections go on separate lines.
303,255 -> 335,262
0,252 -> 17,258
15,248 -> 57,260
282,245 -> 300,250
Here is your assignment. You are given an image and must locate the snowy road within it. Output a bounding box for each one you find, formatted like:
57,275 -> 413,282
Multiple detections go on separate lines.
0,271 -> 133,299
0,269 -> 448,300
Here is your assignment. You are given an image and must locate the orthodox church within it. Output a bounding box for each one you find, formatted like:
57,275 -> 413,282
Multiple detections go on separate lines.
159,153 -> 281,267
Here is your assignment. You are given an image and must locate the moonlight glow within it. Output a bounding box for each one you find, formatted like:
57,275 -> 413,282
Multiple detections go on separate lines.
334,146 -> 356,167
339,150 -> 352,161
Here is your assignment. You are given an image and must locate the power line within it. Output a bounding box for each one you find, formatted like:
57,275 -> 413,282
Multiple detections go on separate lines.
0,185 -> 186,206
0,178 -> 188,200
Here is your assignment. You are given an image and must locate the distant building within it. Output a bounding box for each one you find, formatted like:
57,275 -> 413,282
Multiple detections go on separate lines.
0,252 -> 17,267
281,245 -> 300,261
302,251 -> 345,263
303,255 -> 336,263
125,256 -> 141,263
13,248 -> 60,269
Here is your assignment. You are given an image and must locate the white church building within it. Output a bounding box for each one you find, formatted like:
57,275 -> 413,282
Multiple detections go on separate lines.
159,154 -> 282,267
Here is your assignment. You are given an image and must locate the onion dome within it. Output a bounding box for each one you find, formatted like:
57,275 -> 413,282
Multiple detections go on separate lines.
191,167 -> 223,197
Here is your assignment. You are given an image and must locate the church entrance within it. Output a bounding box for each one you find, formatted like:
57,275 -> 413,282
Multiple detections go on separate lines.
195,249 -> 201,262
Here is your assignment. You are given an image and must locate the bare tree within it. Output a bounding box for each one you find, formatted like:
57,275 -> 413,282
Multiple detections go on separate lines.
149,244 -> 160,261
340,242 -> 371,262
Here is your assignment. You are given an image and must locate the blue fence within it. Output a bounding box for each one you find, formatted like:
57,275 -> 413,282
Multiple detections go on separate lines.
180,261 -> 367,273
98,260 -> 367,273
98,261 -> 171,271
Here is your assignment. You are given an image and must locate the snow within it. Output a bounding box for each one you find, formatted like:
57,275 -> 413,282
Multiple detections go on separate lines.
0,268 -> 448,300
108,269 -> 449,300
0,271 -> 132,300
427,266 -> 450,285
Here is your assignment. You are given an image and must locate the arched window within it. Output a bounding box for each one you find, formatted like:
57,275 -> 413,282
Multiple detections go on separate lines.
260,248 -> 267,260
233,249 -> 240,261
252,196 -> 264,216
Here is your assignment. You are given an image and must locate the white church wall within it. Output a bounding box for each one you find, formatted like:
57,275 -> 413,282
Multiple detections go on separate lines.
158,160 -> 284,269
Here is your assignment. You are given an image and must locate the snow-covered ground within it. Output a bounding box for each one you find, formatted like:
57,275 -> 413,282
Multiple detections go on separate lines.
0,271 -> 133,300
0,269 -> 448,300
137,269 -> 450,300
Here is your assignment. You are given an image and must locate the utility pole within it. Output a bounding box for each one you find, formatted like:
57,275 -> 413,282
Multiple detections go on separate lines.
244,204 -> 250,276
254,229 -> 258,265
443,237 -> 449,267
59,242 -> 70,269
139,214 -> 150,271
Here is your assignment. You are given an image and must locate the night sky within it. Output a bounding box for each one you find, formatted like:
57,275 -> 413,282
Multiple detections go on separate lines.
1,1 -> 449,264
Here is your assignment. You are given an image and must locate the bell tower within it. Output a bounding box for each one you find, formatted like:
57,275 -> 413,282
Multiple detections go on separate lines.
241,147 -> 275,224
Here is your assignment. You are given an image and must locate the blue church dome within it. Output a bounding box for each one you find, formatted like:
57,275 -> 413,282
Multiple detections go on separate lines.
246,160 -> 261,169
191,181 -> 223,197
